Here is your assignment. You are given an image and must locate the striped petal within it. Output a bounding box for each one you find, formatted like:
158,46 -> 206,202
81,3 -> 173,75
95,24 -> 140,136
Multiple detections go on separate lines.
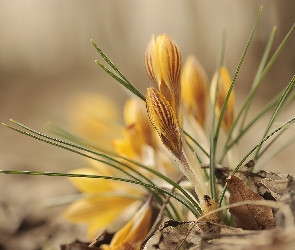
145,34 -> 181,117
146,87 -> 182,159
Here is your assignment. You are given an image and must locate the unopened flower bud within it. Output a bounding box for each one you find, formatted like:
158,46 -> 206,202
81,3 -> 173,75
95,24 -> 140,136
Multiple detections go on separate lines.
145,33 -> 181,118
181,55 -> 208,128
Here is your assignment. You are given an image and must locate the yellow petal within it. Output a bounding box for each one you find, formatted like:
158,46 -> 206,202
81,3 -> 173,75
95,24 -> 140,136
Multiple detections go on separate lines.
112,136 -> 136,159
123,98 -> 157,149
67,93 -> 121,149
68,167 -> 143,196
68,168 -> 114,193
64,196 -> 137,238
210,67 -> 235,132
145,34 -> 161,87
109,203 -> 152,250
146,87 -> 182,159
157,34 -> 182,117
181,55 -> 208,128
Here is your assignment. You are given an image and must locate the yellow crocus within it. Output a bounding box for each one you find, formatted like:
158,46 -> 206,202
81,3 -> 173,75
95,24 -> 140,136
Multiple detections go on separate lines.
66,93 -> 122,150
181,55 -> 209,128
100,201 -> 152,250
210,67 -> 235,132
146,87 -> 209,208
112,98 -> 157,160
63,161 -> 146,239
145,33 -> 182,118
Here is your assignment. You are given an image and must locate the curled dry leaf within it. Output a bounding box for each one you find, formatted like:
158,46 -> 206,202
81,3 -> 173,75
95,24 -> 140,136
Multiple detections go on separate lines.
226,175 -> 277,230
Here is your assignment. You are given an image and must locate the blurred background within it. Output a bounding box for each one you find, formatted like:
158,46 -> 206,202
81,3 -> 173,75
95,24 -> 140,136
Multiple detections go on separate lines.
0,1 -> 294,249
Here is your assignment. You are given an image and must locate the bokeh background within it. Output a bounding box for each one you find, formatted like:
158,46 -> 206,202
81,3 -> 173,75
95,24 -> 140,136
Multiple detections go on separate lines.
0,1 -> 294,249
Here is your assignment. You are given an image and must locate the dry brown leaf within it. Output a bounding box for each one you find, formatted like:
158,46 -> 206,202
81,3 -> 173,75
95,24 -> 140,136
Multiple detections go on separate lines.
212,162 -> 291,202
226,175 -> 277,230
242,170 -> 289,201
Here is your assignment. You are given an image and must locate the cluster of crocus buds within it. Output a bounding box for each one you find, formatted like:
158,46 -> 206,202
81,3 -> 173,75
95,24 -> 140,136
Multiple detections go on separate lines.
145,34 -> 209,208
145,33 -> 235,211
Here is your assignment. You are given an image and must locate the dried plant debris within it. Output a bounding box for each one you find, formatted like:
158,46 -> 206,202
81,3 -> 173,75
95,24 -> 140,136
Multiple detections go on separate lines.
143,220 -> 295,250
198,195 -> 221,232
207,227 -> 295,250
213,162 -> 292,201
241,170 -> 290,201
60,231 -> 114,250
276,174 -> 295,227
226,175 -> 277,230
61,240 -> 100,250
143,220 -> 203,250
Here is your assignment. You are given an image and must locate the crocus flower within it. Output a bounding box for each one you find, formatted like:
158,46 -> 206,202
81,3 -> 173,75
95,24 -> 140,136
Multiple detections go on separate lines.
112,98 -> 157,161
146,87 -> 209,208
181,55 -> 209,128
100,200 -> 152,250
64,97 -> 176,238
145,33 -> 182,118
63,160 -> 146,239
210,67 -> 235,132
66,93 -> 122,151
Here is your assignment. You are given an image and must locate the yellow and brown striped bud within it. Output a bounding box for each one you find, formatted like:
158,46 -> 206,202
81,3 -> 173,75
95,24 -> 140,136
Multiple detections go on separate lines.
145,34 -> 182,118
181,55 -> 209,128
210,67 -> 235,132
146,87 -> 182,159
146,87 -> 209,205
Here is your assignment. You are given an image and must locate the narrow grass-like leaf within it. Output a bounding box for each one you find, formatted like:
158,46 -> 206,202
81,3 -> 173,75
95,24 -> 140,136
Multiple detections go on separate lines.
256,125 -> 290,160
48,121 -> 202,214
238,26 -> 277,133
219,88 -> 283,162
4,120 -> 202,215
8,120 -> 152,185
255,134 -> 295,170
217,7 -> 263,164
254,75 -> 295,159
209,30 -> 226,201
2,121 -> 179,217
218,115 -> 295,206
182,129 -> 209,158
0,169 -> 200,218
217,6 -> 263,146
222,23 -> 295,164
95,60 -> 145,101
260,23 -> 295,82
49,122 -> 203,214
91,40 -> 146,101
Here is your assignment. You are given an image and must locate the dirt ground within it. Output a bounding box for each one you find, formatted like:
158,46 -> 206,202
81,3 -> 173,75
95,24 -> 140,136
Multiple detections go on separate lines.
0,1 -> 294,249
